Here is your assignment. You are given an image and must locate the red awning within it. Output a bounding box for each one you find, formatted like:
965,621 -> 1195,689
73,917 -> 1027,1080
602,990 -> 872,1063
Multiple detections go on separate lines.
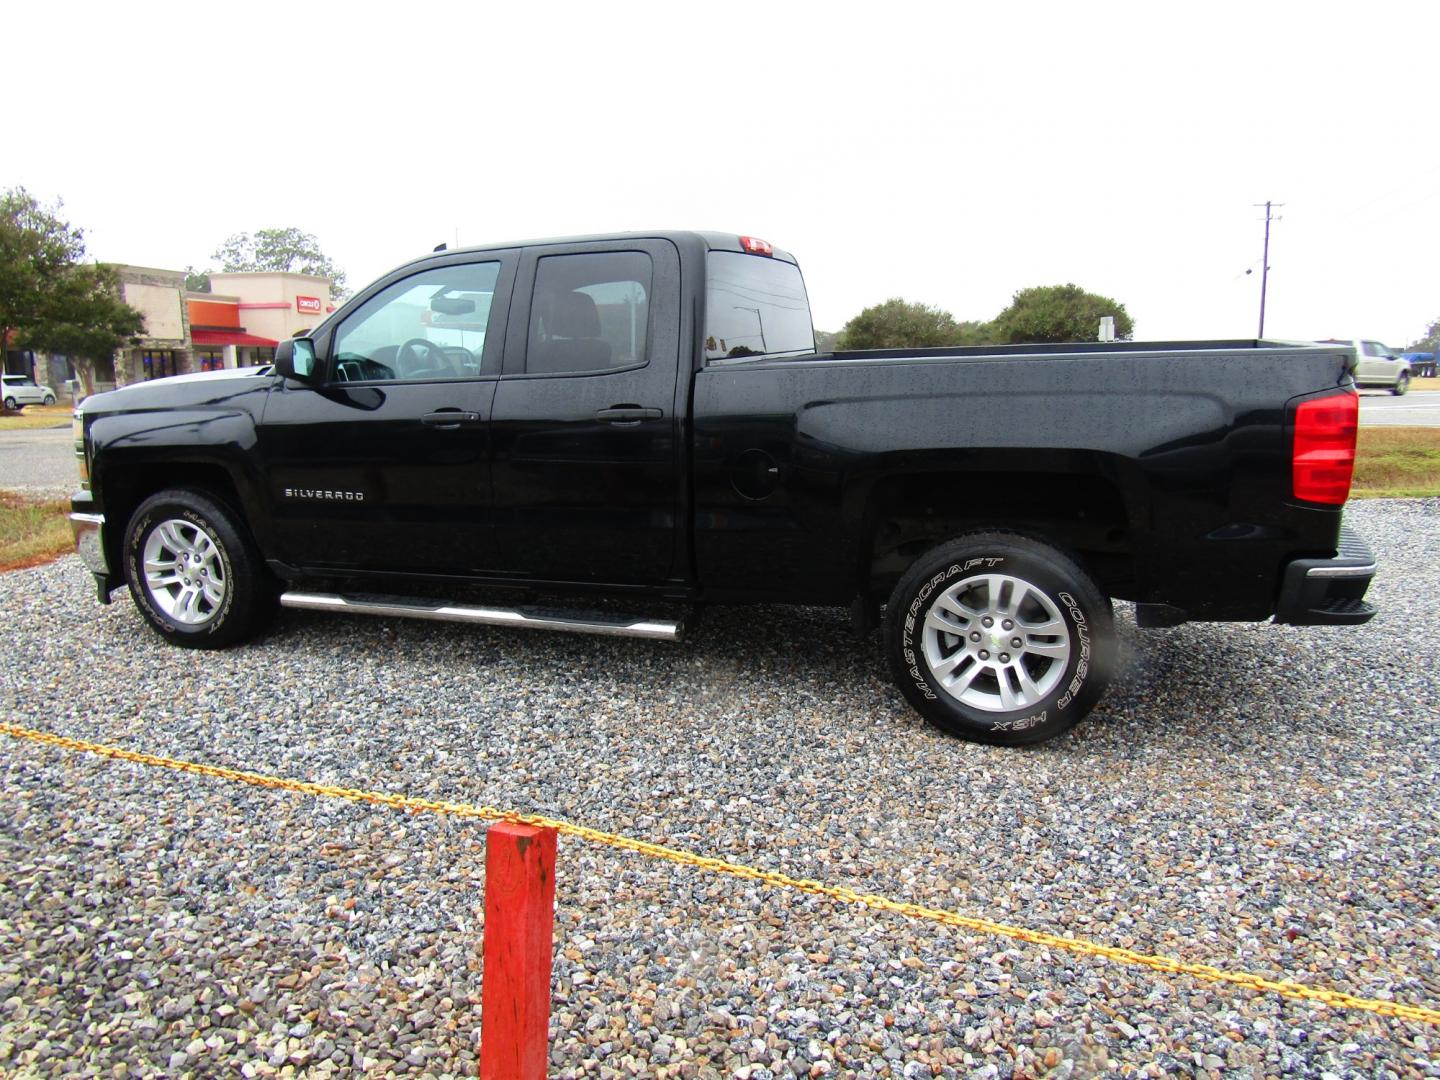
191,329 -> 279,347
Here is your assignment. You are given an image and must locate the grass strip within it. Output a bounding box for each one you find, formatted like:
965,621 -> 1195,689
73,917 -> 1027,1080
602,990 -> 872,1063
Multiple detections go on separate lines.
0,491 -> 72,572
1352,426 -> 1440,498
0,403 -> 74,431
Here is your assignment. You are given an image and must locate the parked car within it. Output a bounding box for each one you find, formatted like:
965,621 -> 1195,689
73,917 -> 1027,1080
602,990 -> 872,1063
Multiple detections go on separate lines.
1317,339 -> 1411,394
1,374 -> 57,409
70,231 -> 1377,747
1400,351 -> 1437,378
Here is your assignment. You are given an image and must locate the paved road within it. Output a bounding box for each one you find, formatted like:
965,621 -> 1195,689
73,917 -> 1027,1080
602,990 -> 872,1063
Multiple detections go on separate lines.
1358,388 -> 1440,427
0,426 -> 74,498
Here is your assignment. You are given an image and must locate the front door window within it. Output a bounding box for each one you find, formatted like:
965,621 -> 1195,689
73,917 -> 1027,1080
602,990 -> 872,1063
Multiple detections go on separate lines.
333,262 -> 501,382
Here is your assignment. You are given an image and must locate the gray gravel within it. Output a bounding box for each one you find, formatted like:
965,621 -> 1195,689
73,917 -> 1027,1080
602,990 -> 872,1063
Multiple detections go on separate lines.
1,498 -> 1438,1078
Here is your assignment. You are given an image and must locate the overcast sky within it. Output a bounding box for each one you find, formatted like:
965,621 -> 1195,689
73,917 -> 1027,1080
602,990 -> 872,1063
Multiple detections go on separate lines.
9,1 -> 1438,344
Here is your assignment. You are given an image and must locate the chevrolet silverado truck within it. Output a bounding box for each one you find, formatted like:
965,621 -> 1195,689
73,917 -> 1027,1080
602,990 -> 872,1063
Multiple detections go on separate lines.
69,231 -> 1377,745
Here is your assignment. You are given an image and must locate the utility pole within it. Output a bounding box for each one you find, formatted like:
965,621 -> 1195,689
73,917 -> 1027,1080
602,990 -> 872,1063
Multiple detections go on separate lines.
734,306 -> 767,352
1255,201 -> 1283,338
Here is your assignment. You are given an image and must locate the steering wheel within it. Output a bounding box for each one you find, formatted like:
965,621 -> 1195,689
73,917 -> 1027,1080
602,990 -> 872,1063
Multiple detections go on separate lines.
394,338 -> 452,378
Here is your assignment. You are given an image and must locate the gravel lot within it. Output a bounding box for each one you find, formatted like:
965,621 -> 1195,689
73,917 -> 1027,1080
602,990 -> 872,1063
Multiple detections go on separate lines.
1,498 -> 1438,1078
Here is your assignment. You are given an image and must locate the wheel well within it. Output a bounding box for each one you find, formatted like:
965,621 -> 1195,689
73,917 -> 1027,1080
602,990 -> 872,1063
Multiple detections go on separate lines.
100,463 -> 247,569
864,471 -> 1134,601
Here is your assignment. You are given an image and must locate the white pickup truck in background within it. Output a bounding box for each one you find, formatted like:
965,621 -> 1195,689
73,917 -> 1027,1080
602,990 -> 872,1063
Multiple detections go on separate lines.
1319,338 -> 1413,394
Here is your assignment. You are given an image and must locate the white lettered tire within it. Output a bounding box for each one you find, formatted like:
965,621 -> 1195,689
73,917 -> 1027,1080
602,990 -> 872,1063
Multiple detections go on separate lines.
883,532 -> 1114,746
122,489 -> 269,649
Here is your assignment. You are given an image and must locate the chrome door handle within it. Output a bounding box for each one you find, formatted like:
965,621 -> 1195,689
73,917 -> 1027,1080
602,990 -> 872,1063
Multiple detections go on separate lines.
595,406 -> 662,424
421,410 -> 481,428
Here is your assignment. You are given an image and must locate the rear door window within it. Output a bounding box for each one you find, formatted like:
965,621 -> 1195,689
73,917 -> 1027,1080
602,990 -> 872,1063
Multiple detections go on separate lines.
524,252 -> 652,374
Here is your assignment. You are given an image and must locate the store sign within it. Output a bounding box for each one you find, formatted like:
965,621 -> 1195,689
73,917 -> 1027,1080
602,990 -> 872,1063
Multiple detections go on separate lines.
296,295 -> 322,314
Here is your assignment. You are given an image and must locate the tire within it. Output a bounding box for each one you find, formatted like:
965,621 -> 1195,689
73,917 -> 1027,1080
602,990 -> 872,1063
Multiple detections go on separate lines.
3,397 -> 16,411
1392,372 -> 1410,396
42,394 -> 55,406
883,532 -> 1114,746
122,488 -> 269,649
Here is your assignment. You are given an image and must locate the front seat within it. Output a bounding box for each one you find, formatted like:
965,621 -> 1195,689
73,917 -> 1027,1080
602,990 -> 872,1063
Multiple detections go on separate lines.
529,291 -> 613,373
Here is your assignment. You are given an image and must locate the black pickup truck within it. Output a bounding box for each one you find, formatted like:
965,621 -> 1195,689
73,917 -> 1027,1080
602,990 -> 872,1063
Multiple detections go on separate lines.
70,231 -> 1377,745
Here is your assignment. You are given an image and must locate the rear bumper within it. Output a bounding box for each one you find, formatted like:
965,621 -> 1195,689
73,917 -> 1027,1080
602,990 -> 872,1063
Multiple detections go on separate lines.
1273,524 -> 1377,625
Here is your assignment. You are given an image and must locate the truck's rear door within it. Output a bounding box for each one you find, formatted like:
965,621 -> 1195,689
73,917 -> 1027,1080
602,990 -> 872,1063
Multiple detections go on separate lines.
487,239 -> 683,585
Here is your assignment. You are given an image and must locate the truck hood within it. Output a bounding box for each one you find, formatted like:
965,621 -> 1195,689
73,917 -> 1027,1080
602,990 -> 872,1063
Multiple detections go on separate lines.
81,366 -> 276,414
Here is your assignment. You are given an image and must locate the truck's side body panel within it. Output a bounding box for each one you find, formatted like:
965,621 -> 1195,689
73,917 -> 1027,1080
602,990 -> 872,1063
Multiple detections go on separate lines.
691,345 -> 1352,618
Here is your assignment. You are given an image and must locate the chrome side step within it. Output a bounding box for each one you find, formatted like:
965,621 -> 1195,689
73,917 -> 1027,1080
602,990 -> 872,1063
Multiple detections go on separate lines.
278,591 -> 685,641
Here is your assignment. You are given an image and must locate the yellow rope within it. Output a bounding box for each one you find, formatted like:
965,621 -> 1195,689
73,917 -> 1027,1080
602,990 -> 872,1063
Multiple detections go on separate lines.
3,719 -> 1436,1026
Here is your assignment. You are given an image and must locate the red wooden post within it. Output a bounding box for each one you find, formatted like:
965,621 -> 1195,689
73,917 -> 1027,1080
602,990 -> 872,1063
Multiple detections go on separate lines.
480,822 -> 557,1080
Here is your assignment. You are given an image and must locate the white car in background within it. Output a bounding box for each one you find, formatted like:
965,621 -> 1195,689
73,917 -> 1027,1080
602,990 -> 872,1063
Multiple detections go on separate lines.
1318,339 -> 1411,395
2,374 -> 58,409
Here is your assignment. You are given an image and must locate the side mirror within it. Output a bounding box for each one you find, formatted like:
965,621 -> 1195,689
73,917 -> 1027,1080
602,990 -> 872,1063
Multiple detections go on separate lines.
274,338 -> 319,382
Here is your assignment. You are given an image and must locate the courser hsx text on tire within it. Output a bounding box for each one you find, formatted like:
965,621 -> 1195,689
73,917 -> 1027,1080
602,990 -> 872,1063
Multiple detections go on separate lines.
122,488 -> 269,648
883,532 -> 1115,746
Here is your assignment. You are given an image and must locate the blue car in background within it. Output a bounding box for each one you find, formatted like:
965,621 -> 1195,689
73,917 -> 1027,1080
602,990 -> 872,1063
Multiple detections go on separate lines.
1401,352 -> 1436,377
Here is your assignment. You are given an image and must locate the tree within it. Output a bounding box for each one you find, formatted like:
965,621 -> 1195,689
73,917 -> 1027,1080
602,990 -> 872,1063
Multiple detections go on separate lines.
1407,317 -> 1439,353
184,265 -> 211,293
1,187 -> 86,365
990,284 -> 1134,344
0,187 -> 145,391
25,265 -> 146,395
213,227 -> 347,297
838,298 -> 991,350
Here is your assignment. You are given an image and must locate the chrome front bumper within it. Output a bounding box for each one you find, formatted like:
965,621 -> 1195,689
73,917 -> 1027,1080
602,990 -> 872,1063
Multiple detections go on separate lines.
69,512 -> 108,576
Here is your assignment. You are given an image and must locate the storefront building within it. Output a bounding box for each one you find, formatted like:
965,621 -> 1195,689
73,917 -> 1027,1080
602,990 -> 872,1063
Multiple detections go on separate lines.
186,295 -> 279,371
55,267 -> 336,396
111,265 -> 190,388
207,272 -> 335,349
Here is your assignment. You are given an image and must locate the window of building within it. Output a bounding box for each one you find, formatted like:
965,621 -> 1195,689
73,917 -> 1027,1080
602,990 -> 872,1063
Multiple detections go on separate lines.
196,349 -> 225,372
142,350 -> 178,379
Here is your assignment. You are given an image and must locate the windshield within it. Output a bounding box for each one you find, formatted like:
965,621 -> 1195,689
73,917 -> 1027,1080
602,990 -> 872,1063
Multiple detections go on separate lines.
704,252 -> 814,361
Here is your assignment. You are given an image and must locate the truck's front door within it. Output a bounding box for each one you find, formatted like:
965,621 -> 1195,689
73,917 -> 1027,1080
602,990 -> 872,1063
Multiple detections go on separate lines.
259,254 -> 516,575
488,240 -> 684,586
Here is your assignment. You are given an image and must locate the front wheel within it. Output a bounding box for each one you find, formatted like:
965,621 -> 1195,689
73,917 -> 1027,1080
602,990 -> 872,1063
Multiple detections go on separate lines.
883,532 -> 1114,746
1393,372 -> 1410,396
122,489 -> 270,648
42,393 -> 55,405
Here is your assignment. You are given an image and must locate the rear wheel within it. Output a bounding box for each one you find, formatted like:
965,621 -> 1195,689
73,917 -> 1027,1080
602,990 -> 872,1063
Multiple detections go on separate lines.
122,489 -> 270,648
3,396 -> 16,411
883,532 -> 1114,746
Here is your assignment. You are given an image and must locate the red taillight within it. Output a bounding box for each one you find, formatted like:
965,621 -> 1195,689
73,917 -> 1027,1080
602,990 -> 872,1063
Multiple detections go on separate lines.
1293,391 -> 1358,504
739,235 -> 774,256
